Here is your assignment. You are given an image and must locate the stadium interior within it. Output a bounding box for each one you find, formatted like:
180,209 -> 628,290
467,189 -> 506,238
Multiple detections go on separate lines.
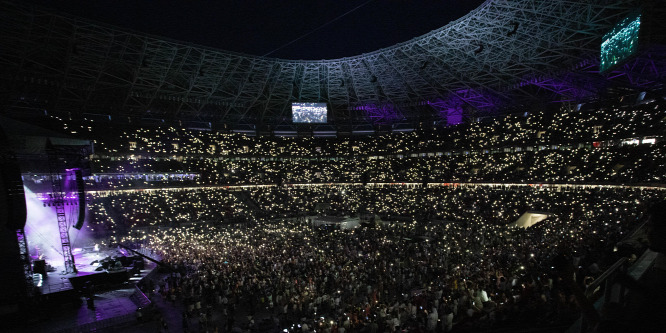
1,0 -> 665,332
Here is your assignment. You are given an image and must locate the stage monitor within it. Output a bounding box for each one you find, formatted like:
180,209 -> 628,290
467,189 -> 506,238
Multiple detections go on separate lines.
600,12 -> 641,73
292,103 -> 327,124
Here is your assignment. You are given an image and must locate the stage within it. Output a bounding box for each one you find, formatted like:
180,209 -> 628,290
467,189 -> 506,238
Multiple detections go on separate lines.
34,246 -> 147,296
17,246 -> 161,333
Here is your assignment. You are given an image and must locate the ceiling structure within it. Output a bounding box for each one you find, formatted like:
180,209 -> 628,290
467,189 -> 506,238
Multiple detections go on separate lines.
17,0 -> 488,60
0,0 -> 661,132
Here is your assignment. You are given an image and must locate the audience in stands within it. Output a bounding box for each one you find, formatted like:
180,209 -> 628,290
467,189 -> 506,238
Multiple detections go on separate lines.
22,97 -> 665,331
106,186 -> 663,332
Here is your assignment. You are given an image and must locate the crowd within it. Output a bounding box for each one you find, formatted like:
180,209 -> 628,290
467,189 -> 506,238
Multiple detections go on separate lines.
76,99 -> 664,159
76,143 -> 664,188
43,98 -> 659,188
117,186 -> 663,332
88,184 -> 664,243
22,96 -> 664,331
86,188 -> 257,239
124,184 -> 663,246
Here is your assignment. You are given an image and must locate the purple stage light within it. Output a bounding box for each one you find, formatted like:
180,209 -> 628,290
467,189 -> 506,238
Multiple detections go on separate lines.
452,89 -> 500,111
518,75 -> 596,102
428,96 -> 465,126
428,89 -> 501,126
602,49 -> 662,87
37,193 -> 78,201
23,186 -> 92,270
359,103 -> 403,124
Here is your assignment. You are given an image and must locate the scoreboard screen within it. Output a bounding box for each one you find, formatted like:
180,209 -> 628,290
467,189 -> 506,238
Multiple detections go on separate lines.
292,103 -> 327,123
600,12 -> 641,73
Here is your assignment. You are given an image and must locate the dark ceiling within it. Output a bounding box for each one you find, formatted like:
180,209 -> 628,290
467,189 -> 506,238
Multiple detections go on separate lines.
19,0 -> 487,60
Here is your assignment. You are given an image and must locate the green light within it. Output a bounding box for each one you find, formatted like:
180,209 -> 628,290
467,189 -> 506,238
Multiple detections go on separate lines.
600,13 -> 641,73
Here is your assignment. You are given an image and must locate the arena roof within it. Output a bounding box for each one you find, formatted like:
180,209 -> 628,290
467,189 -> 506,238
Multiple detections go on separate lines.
17,0 -> 487,60
0,0 -> 662,131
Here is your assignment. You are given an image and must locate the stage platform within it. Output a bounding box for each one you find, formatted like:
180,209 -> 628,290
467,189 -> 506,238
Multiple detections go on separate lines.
16,247 -> 161,333
36,247 -> 141,295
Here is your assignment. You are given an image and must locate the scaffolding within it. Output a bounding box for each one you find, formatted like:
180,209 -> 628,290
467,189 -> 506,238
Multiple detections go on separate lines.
46,148 -> 77,274
16,228 -> 34,297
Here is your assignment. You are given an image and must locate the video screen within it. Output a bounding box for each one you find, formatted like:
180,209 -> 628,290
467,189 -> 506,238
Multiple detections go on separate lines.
600,12 -> 641,73
292,103 -> 327,123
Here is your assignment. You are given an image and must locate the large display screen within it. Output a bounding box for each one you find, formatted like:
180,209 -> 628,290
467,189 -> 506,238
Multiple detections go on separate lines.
600,12 -> 641,73
292,103 -> 327,123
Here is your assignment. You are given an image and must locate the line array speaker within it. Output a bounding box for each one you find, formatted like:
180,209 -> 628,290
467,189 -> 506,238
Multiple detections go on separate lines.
73,169 -> 85,230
